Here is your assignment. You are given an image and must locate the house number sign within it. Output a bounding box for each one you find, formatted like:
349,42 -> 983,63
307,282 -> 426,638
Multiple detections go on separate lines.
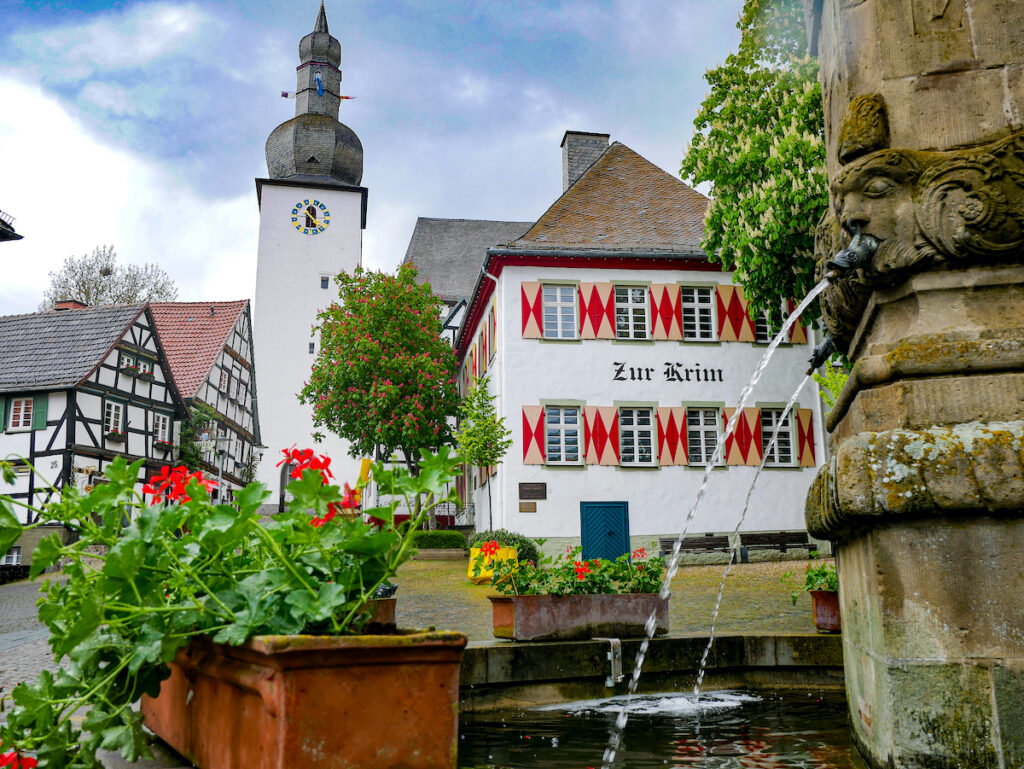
613,361 -> 725,383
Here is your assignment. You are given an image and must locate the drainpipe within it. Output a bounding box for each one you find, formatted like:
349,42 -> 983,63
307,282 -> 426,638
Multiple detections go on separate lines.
479,264 -> 499,533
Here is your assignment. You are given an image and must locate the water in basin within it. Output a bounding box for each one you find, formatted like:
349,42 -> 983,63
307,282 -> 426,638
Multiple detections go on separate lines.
459,689 -> 859,768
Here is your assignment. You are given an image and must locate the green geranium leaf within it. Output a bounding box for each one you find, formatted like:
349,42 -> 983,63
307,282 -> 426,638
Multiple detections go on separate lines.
0,497 -> 22,556
29,534 -> 64,579
103,538 -> 145,582
235,481 -> 269,515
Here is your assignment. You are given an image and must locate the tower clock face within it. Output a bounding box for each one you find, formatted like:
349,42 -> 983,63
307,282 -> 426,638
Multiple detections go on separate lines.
291,199 -> 330,235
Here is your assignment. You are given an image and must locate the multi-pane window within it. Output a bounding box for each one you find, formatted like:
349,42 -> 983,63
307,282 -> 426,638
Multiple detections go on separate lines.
761,408 -> 794,466
138,359 -> 153,375
320,276 -> 329,289
219,369 -> 229,390
545,407 -> 581,464
614,286 -> 649,339
681,287 -> 715,341
542,285 -> 577,339
1,546 -> 21,566
619,407 -> 654,465
153,413 -> 171,443
8,398 -> 33,430
118,351 -> 136,369
103,401 -> 125,434
687,407 -> 720,465
754,312 -> 772,344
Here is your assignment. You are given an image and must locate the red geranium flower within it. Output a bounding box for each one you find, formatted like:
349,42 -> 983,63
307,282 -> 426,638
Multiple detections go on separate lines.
632,546 -> 647,560
143,465 -> 216,505
0,751 -> 38,768
480,540 -> 500,557
573,560 -> 591,580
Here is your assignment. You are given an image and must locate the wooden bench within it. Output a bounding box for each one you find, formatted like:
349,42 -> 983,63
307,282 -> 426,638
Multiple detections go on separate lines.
737,531 -> 818,563
658,534 -> 735,561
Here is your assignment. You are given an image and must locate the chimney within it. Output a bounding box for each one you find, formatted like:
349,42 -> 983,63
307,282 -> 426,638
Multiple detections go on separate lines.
54,300 -> 87,311
561,131 -> 609,192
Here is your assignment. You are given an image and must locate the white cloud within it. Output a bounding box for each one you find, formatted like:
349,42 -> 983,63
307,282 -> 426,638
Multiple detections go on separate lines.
79,82 -> 136,115
13,3 -> 212,83
0,76 -> 257,315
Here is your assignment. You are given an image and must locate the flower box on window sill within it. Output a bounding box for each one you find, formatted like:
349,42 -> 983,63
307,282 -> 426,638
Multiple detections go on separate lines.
154,440 -> 174,452
137,371 -> 154,382
120,366 -> 140,377
106,430 -> 127,443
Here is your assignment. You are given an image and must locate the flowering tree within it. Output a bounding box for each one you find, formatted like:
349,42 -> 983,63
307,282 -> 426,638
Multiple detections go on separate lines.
454,375 -> 513,529
680,0 -> 827,324
299,264 -> 460,473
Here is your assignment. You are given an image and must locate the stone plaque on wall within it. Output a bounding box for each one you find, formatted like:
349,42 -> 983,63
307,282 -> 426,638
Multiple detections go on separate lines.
518,483 -> 547,500
519,502 -> 537,513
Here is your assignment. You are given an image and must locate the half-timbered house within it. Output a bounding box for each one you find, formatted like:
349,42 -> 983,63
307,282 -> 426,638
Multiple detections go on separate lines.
150,301 -> 262,500
0,303 -> 185,563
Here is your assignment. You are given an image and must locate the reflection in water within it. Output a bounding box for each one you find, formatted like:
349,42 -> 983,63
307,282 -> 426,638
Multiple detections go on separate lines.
459,690 -> 855,769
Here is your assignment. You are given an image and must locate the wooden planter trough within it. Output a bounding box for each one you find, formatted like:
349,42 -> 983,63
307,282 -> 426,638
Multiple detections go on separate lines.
489,593 -> 669,641
141,628 -> 467,769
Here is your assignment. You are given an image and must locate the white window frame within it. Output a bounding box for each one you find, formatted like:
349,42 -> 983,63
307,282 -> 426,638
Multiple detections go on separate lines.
619,407 -> 655,466
118,351 -> 136,369
138,359 -> 153,376
687,406 -> 721,466
219,368 -> 230,391
103,400 -> 125,435
1,546 -> 22,566
153,413 -> 171,444
541,284 -> 577,340
8,397 -> 33,431
614,285 -> 649,340
754,311 -> 772,344
680,286 -> 716,342
761,408 -> 794,467
545,406 -> 582,465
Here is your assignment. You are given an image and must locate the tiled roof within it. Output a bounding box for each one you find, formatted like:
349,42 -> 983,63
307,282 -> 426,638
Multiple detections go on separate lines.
402,217 -> 533,302
509,142 -> 709,254
0,304 -> 144,393
149,301 -> 248,398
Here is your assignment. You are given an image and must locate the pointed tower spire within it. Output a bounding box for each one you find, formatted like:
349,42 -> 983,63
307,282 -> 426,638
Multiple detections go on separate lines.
313,1 -> 329,34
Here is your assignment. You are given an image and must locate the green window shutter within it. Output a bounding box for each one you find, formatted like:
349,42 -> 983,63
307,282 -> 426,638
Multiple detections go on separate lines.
32,395 -> 48,431
0,395 -> 6,434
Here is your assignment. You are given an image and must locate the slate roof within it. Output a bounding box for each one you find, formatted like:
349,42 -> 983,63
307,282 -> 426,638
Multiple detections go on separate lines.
402,218 -> 533,303
149,301 -> 248,399
509,142 -> 709,255
0,304 -> 144,393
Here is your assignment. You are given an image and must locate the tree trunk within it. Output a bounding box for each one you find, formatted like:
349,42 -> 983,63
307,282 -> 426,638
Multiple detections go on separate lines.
486,469 -> 493,531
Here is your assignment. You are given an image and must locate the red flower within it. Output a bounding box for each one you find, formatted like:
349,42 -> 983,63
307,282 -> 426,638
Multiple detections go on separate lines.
0,752 -> 38,768
143,465 -> 216,505
632,546 -> 647,560
573,560 -> 591,580
278,446 -> 334,485
480,540 -> 500,557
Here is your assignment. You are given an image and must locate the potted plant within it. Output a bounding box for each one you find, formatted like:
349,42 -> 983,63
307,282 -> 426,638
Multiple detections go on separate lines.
474,543 -> 669,641
466,529 -> 540,584
153,439 -> 174,453
105,428 -> 127,443
783,559 -> 840,633
120,363 -> 140,377
0,446 -> 465,769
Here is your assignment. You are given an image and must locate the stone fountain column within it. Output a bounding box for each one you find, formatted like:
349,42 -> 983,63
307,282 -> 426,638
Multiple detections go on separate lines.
802,2 -> 1024,767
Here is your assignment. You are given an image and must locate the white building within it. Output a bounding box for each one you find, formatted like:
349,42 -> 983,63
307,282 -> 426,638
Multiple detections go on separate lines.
253,3 -> 366,505
0,302 -> 184,564
408,132 -> 826,557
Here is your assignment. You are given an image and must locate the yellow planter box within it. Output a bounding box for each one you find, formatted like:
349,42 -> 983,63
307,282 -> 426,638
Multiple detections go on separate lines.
468,546 -> 518,584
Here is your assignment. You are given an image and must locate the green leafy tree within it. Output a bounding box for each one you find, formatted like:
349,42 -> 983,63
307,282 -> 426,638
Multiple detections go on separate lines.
40,245 -> 178,310
680,0 -> 826,325
455,375 -> 513,530
177,402 -> 221,473
299,264 -> 460,473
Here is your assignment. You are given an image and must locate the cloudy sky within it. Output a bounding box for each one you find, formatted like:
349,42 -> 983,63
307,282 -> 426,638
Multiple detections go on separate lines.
0,1 -> 744,315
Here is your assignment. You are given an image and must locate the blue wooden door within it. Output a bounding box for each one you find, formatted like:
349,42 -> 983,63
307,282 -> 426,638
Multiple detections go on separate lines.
580,502 -> 630,561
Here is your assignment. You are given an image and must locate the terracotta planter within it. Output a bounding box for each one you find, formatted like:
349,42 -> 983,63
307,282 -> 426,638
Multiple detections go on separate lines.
141,629 -> 467,769
467,546 -> 517,583
489,593 -> 669,641
810,589 -> 841,633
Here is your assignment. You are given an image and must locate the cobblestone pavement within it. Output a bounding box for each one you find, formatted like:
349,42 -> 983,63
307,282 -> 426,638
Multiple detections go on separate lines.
0,579 -> 59,726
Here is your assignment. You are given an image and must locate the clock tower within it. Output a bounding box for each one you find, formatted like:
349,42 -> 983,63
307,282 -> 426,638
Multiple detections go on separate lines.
253,1 -> 366,504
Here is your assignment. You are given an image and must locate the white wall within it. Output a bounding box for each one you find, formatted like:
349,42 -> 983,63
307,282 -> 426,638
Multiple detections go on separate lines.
465,263 -> 825,541
253,182 -> 364,497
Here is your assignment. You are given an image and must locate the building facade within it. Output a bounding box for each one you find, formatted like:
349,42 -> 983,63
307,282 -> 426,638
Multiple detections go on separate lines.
416,132 -> 826,555
253,3 -> 366,504
0,303 -> 184,563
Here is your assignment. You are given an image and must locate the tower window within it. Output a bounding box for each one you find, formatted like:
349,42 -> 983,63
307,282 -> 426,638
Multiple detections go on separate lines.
305,206 -> 317,228
320,276 -> 329,289
309,342 -> 315,354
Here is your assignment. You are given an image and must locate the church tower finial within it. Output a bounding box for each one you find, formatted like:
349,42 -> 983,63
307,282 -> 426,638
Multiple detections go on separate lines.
314,0 -> 329,34
263,1 -> 362,185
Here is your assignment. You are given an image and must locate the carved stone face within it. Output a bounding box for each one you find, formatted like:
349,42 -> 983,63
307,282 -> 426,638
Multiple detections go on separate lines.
833,150 -> 919,249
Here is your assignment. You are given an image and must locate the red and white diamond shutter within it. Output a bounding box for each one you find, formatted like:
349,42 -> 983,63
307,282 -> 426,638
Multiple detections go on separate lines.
650,285 -> 683,340
722,407 -> 763,466
787,299 -> 809,345
521,282 -> 543,339
716,285 -> 756,343
656,407 -> 688,465
578,283 -> 616,339
583,406 -> 620,465
797,408 -> 816,466
522,406 -> 545,464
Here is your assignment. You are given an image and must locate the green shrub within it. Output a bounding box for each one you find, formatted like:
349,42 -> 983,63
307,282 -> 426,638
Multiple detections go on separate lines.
412,530 -> 467,550
467,529 -> 541,564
